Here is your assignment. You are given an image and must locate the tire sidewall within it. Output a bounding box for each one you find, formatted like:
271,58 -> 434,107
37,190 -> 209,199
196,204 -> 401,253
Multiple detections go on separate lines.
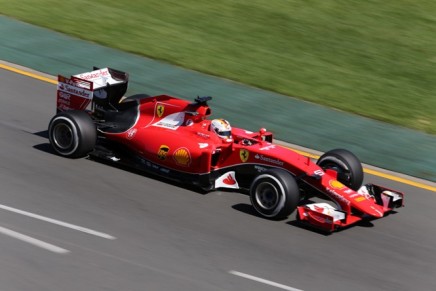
48,111 -> 96,158
49,116 -> 80,157
249,169 -> 299,219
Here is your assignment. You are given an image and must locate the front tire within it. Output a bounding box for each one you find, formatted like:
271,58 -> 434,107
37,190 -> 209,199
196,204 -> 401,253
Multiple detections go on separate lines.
249,169 -> 300,220
48,110 -> 96,158
317,149 -> 363,190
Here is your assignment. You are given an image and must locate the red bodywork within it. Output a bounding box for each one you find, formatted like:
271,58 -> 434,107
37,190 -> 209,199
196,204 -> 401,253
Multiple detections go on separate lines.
102,95 -> 404,231
105,95 -> 316,173
54,68 -> 404,232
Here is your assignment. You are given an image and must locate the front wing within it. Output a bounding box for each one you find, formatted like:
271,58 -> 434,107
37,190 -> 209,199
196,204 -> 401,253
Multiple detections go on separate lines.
296,184 -> 404,232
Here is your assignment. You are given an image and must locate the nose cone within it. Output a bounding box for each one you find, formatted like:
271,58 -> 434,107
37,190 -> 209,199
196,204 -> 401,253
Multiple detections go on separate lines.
368,205 -> 384,218
351,194 -> 385,218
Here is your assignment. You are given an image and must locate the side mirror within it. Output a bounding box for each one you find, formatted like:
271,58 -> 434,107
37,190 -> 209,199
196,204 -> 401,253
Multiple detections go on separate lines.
258,128 -> 266,141
258,128 -> 273,142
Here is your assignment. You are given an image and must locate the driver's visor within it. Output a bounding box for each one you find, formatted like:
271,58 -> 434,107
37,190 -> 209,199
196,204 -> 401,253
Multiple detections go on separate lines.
218,130 -> 231,137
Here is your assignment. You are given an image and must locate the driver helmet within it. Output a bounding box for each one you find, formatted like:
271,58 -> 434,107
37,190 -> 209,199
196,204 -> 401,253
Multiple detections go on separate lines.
211,119 -> 232,139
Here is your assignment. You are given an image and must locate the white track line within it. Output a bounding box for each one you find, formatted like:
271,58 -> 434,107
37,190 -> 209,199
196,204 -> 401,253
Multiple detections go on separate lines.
0,204 -> 116,240
0,225 -> 69,254
229,270 -> 303,291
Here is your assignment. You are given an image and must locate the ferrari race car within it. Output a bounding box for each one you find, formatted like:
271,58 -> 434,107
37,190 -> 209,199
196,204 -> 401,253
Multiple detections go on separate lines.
48,67 -> 404,232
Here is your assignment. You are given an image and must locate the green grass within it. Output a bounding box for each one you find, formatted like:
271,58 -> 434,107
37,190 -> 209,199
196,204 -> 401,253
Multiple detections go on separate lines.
1,0 -> 435,134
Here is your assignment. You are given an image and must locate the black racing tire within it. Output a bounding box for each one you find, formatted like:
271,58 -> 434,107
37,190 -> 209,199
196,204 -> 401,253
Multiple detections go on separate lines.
48,110 -> 96,158
317,149 -> 363,190
249,169 -> 300,220
120,93 -> 150,103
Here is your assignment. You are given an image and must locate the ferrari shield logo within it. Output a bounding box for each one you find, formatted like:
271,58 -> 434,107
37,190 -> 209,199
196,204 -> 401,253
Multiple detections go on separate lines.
239,149 -> 249,162
156,104 -> 164,117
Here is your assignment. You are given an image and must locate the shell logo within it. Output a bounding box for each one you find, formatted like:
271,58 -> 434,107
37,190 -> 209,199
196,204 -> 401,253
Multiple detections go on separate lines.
156,104 -> 165,118
329,180 -> 345,190
173,147 -> 191,166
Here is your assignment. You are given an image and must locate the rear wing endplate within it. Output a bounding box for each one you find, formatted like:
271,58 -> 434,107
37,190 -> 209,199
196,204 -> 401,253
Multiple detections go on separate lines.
56,67 -> 129,112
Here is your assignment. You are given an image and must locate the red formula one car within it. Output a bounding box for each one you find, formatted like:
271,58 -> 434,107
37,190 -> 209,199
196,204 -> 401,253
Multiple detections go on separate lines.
48,67 -> 404,232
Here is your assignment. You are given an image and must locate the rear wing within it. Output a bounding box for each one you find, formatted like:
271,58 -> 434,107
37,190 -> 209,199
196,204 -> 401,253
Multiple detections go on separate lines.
56,67 -> 129,112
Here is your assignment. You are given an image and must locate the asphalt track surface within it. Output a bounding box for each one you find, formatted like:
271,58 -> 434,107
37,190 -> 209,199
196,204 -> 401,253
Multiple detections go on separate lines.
1,67 -> 436,291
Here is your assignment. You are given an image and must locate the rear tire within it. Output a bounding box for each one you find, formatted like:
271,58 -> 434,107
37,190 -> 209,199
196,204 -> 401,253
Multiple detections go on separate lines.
48,110 -> 96,158
249,169 -> 300,220
120,93 -> 150,103
317,149 -> 363,190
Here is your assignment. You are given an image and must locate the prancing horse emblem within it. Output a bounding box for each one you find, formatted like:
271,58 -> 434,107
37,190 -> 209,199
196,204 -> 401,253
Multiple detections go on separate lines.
239,149 -> 249,162
156,104 -> 164,117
